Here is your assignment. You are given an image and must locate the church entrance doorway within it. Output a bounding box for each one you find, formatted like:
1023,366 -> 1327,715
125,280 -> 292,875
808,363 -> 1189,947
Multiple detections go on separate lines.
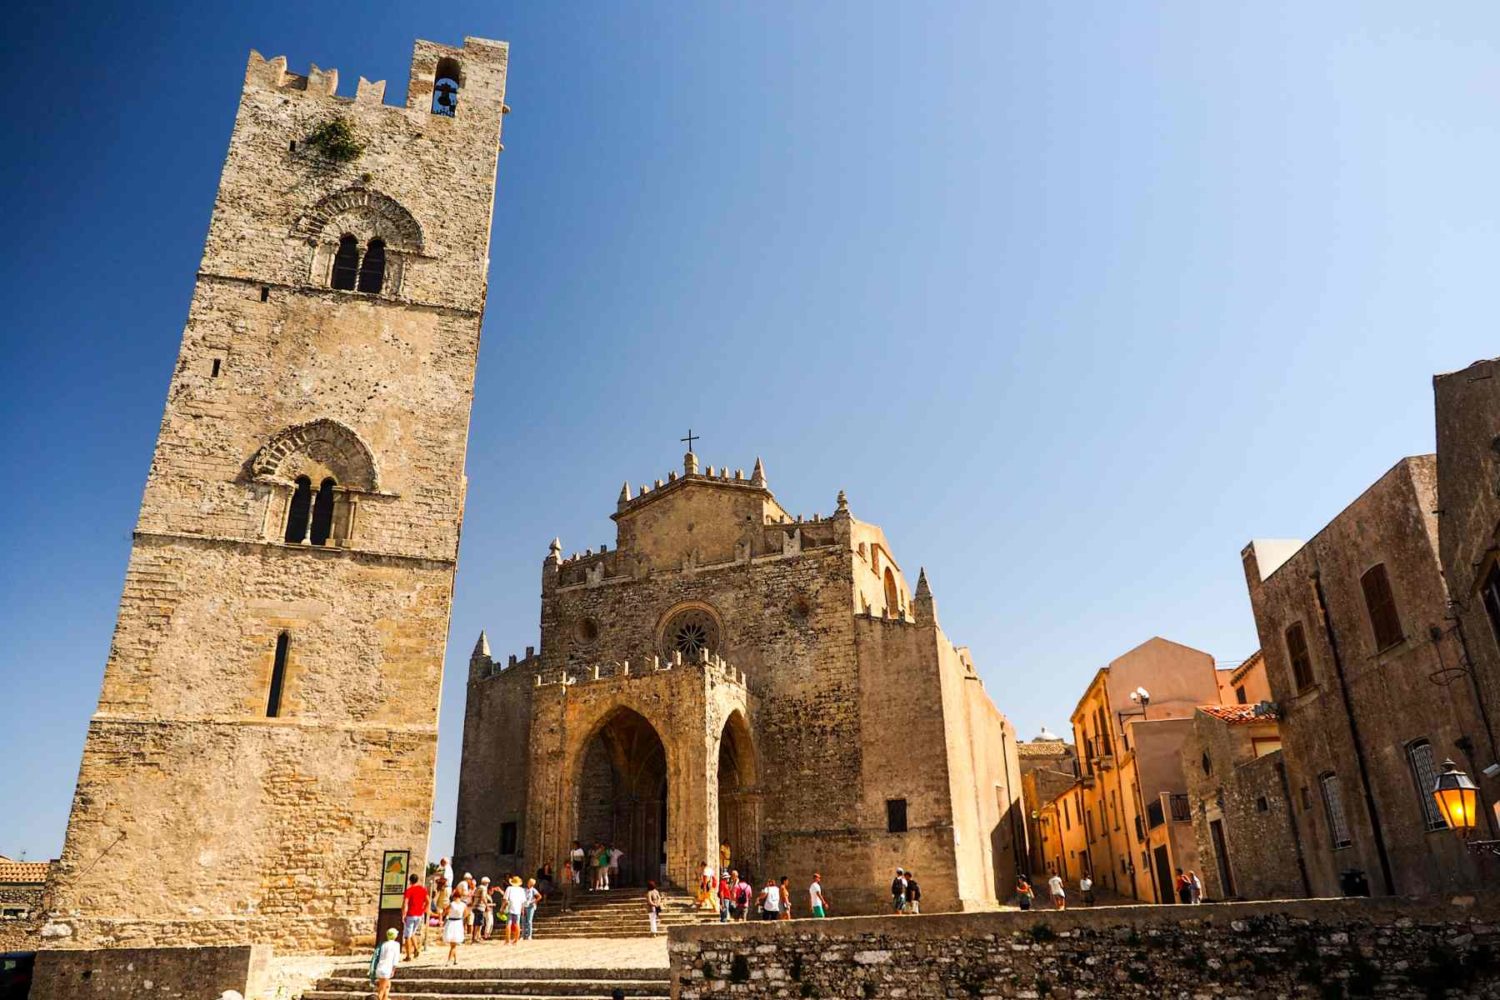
717,710 -> 760,881
575,708 -> 667,888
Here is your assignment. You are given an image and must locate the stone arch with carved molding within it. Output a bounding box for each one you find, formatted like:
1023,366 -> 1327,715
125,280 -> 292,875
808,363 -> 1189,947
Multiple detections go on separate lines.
249,419 -> 382,547
294,186 -> 425,295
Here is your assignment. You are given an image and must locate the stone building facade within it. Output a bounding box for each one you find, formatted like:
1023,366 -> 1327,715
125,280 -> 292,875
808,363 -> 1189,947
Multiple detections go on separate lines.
0,857 -> 49,951
1180,700 -> 1305,901
1070,637 -> 1220,903
1017,736 -> 1076,880
455,454 -> 1025,913
1434,358 -> 1500,831
43,38 -> 509,951
1241,455 -> 1487,898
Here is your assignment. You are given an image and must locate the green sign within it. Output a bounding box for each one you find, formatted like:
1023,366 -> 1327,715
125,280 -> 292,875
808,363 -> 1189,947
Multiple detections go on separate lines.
379,849 -> 410,910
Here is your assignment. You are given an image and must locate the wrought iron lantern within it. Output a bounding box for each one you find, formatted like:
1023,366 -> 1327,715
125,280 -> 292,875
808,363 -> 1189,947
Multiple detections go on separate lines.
1432,758 -> 1480,836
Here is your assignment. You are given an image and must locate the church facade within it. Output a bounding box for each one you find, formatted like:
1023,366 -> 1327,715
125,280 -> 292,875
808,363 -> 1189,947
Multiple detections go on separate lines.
455,453 -> 1025,913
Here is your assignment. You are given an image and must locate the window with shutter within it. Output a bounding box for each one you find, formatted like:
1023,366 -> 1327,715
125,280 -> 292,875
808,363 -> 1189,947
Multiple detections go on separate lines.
1285,622 -> 1315,692
1361,564 -> 1404,651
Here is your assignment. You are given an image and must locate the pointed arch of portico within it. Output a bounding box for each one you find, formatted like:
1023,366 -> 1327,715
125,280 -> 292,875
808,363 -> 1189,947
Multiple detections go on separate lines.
715,707 -> 762,879
561,702 -> 681,888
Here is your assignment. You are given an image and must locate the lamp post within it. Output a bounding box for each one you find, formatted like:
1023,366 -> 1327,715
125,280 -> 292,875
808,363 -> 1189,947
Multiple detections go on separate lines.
1432,759 -> 1500,857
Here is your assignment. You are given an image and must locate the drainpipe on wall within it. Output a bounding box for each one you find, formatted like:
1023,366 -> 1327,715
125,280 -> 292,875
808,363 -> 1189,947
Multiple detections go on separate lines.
1274,756 -> 1314,897
1312,566 -> 1396,896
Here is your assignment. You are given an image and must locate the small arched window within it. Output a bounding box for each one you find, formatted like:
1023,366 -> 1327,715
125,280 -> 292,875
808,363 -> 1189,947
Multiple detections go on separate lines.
432,57 -> 462,117
357,238 -> 386,293
331,234 -> 360,290
285,476 -> 313,543
309,477 -> 336,546
883,567 -> 900,615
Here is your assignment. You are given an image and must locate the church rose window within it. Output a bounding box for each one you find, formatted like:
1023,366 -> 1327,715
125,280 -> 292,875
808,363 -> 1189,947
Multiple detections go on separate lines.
662,607 -> 720,660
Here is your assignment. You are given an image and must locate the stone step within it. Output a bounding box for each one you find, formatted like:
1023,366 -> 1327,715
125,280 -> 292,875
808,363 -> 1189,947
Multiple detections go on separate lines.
310,976 -> 667,997
304,989 -> 669,995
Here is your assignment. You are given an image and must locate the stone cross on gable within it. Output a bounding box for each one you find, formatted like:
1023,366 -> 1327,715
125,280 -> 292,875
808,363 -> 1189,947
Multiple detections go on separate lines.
681,429 -> 699,451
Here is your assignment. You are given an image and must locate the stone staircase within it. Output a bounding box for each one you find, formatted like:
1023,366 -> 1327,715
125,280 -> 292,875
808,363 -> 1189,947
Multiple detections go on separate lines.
301,888 -> 715,998
531,885 -> 720,939
302,966 -> 669,999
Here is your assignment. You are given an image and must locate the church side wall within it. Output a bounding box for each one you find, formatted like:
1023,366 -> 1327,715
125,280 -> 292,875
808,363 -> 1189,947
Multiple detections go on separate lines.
950,655 -> 1023,907
454,660 -> 535,881
849,616 -> 959,914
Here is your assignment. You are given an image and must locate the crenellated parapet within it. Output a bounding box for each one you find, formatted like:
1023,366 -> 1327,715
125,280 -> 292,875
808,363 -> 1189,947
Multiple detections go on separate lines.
534,649 -> 749,691
468,630 -> 541,683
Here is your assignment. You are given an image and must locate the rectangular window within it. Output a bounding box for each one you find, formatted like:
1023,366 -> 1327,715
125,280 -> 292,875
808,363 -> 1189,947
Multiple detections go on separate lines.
1320,772 -> 1353,849
1361,563 -> 1404,651
1235,685 -> 1247,705
1300,785 -> 1312,811
885,798 -> 908,833
267,632 -> 289,718
1482,564 -> 1500,652
1063,800 -> 1071,831
1285,622 -> 1315,692
499,821 -> 518,854
1110,790 -> 1120,830
1406,740 -> 1447,831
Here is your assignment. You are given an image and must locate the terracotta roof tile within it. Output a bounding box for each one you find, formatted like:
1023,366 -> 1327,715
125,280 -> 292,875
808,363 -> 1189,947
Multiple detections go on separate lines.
1199,704 -> 1277,725
1017,741 -> 1075,758
0,860 -> 49,884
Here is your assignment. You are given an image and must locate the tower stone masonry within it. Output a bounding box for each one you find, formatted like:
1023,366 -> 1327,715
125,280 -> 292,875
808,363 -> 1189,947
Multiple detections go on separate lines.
44,37 -> 508,952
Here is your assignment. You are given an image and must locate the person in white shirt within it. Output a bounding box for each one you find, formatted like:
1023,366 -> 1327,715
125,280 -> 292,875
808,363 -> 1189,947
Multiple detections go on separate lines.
608,845 -> 624,888
808,873 -> 829,917
757,879 -> 782,920
1079,874 -> 1095,906
368,927 -> 400,1000
440,856 -> 454,888
570,842 -> 585,885
442,893 -> 467,965
1047,871 -> 1067,910
503,876 -> 529,945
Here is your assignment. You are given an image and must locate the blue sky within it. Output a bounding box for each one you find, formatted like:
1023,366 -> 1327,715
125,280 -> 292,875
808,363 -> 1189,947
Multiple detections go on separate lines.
2,2 -> 1497,861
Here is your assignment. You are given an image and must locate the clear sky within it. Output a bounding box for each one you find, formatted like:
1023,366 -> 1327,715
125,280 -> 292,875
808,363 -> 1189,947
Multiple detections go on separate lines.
2,2 -> 1497,862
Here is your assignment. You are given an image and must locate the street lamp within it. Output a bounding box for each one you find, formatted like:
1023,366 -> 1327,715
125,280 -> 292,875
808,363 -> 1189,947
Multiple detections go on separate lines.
1129,687 -> 1151,717
1433,759 -> 1480,836
1431,758 -> 1500,856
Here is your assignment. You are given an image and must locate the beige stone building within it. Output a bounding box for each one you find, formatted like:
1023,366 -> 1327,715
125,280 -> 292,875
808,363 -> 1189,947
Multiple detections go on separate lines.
455,453 -> 1025,913
1241,455 -> 1487,897
1070,637 -> 1220,903
43,38 -> 509,951
1017,733 -> 1076,879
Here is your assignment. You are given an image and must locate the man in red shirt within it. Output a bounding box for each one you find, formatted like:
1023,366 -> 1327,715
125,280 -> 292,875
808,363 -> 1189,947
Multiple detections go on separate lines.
719,868 -> 738,922
402,873 -> 429,959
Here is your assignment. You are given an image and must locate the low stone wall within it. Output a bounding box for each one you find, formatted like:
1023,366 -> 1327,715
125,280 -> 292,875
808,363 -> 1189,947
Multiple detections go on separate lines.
668,895 -> 1500,999
30,945 -> 272,1000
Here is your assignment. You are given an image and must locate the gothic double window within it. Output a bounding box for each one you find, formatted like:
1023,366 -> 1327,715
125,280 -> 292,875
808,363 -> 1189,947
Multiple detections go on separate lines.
283,475 -> 344,546
250,419 -> 379,550
330,235 -> 387,293
295,187 -> 423,298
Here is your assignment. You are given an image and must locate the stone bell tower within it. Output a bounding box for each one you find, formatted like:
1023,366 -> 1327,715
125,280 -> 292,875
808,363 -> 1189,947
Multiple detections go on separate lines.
45,38 -> 508,951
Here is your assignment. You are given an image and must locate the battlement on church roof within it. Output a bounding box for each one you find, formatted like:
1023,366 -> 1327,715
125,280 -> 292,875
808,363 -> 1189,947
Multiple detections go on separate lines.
534,650 -> 748,690
612,452 -> 771,517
